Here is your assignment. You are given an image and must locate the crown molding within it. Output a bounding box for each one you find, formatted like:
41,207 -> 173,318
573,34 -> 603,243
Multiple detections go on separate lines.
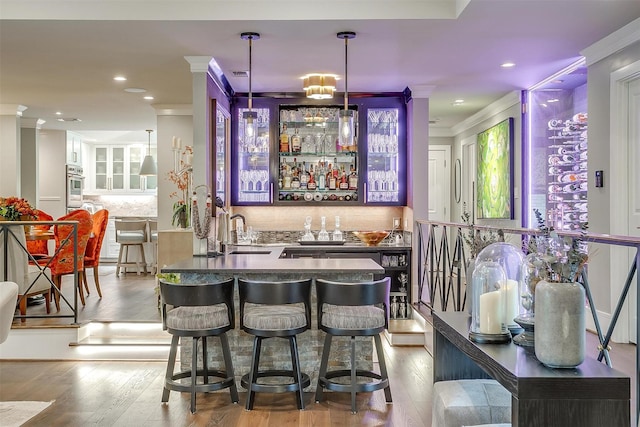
184,56 -> 212,73
581,17 -> 640,66
20,118 -> 46,128
0,104 -> 28,116
450,91 -> 520,136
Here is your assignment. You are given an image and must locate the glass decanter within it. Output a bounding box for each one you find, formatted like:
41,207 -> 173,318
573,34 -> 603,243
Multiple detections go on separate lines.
317,216 -> 330,241
332,215 -> 343,241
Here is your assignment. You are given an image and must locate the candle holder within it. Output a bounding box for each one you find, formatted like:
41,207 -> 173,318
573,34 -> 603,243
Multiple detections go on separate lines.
469,260 -> 511,344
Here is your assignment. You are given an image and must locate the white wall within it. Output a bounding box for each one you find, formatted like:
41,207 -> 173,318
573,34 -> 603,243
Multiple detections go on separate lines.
38,130 -> 67,219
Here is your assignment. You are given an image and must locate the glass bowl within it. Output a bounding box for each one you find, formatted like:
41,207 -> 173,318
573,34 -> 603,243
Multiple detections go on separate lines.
353,231 -> 390,246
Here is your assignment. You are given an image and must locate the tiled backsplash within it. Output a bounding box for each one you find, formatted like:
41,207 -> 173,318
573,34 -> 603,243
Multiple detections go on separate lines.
83,195 -> 157,217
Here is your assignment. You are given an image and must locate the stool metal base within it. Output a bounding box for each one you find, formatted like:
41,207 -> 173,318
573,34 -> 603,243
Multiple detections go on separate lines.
319,369 -> 389,394
162,334 -> 238,413
241,370 -> 311,393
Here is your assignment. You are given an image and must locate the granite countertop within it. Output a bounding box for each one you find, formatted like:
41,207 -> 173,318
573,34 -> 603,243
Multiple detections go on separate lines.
161,246 -> 385,275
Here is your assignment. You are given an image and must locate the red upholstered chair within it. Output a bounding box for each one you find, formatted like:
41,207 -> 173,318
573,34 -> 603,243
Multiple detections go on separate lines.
82,209 -> 109,298
49,209 -> 93,310
26,209 -> 54,260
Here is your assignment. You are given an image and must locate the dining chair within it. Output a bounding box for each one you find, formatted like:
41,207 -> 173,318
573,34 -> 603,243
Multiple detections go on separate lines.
0,224 -> 53,321
49,209 -> 93,310
82,209 -> 109,298
26,209 -> 54,260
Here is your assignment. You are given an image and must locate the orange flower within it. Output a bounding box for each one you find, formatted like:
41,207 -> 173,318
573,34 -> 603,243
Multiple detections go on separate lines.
0,196 -> 38,221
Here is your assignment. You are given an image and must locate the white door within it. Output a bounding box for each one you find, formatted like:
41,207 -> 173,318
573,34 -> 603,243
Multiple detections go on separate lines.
628,77 -> 640,342
428,145 -> 450,222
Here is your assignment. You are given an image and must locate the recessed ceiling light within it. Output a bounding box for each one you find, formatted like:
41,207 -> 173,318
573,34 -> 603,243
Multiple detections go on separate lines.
547,98 -> 559,103
143,96 -> 154,100
55,111 -> 62,115
552,79 -> 564,84
501,62 -> 516,68
114,76 -> 127,81
124,88 -> 147,93
453,99 -> 464,106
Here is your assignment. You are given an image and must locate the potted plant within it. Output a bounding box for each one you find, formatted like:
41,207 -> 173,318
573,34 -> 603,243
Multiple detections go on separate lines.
171,202 -> 188,228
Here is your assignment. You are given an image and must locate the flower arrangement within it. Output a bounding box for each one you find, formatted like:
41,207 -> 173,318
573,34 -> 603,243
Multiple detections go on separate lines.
531,208 -> 589,283
461,202 -> 504,259
166,145 -> 193,228
0,197 -> 37,221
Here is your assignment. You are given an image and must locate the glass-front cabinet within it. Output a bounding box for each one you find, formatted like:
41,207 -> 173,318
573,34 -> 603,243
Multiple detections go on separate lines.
232,106 -> 271,204
90,144 -> 156,194
366,107 -> 401,204
277,105 -> 359,203
214,105 -> 229,203
231,95 -> 406,206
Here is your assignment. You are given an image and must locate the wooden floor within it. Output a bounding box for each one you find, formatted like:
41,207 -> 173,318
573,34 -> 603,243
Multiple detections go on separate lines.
3,263 -> 434,426
3,263 -> 638,426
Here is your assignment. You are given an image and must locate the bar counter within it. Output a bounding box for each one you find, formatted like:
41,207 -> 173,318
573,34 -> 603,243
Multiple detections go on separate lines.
161,246 -> 386,390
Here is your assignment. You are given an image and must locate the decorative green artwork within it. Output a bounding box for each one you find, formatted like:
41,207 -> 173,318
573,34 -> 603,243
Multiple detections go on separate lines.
477,118 -> 514,219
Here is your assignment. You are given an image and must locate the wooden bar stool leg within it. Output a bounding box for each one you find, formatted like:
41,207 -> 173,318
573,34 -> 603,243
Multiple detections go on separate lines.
191,336 -> 198,413
289,335 -> 305,410
220,333 -> 239,403
350,336 -> 357,414
246,336 -> 263,410
374,334 -> 392,403
315,333 -> 332,403
162,335 -> 179,403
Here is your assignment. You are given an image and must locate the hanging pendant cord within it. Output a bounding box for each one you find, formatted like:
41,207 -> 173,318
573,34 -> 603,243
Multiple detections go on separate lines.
344,36 -> 348,111
248,35 -> 253,111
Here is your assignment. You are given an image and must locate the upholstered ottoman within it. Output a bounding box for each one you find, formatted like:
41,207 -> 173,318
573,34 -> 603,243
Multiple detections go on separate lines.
432,379 -> 511,427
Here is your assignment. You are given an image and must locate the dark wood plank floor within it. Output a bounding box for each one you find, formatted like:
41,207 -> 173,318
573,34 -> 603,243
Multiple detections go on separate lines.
3,263 -> 638,426
3,263 -> 434,426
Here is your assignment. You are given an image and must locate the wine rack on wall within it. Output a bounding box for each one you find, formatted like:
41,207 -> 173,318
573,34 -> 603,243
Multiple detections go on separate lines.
546,112 -> 588,231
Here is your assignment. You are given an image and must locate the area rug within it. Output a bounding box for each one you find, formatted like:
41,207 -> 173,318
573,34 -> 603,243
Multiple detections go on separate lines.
0,401 -> 53,427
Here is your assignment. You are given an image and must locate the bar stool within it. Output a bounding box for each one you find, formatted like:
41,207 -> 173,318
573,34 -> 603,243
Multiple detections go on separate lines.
115,218 -> 147,276
160,278 -> 238,413
314,277 -> 392,414
238,278 -> 312,411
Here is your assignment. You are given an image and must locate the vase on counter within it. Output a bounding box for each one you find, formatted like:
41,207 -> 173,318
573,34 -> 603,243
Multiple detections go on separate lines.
534,280 -> 585,368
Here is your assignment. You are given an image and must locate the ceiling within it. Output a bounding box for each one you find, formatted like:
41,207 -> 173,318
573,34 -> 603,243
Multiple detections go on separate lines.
1,0 -> 640,144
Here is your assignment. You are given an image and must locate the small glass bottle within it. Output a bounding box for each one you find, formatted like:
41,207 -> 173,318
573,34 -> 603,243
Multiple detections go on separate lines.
317,216 -> 330,241
332,215 -> 343,241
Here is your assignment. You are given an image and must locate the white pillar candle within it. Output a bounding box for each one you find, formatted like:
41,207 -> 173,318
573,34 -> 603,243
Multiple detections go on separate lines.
172,136 -> 178,149
177,137 -> 182,149
185,153 -> 193,166
479,289 -> 504,334
502,279 -> 520,326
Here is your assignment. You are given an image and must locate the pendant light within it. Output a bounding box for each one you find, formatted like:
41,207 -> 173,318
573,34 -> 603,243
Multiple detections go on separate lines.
241,32 -> 260,147
337,31 -> 356,149
139,129 -> 157,176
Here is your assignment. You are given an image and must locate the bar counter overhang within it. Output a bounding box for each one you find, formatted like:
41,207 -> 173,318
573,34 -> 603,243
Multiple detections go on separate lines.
160,246 -> 386,389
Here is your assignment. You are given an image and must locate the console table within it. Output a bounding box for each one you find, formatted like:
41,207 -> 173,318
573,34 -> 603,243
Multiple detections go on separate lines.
433,311 -> 630,427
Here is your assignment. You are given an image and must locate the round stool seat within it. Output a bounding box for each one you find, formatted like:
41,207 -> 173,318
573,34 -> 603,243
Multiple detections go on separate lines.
165,304 -> 230,331
321,304 -> 385,331
243,303 -> 307,332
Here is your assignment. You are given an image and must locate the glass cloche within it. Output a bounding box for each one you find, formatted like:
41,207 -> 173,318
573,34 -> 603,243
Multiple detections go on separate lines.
469,260 -> 511,344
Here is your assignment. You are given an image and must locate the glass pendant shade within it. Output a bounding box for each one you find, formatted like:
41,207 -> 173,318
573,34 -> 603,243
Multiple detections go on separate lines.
139,129 -> 156,176
243,110 -> 258,146
338,109 -> 354,148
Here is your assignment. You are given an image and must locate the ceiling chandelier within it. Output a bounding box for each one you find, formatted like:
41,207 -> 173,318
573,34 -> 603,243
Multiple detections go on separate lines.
241,32 -> 260,146
302,74 -> 336,99
337,31 -> 356,149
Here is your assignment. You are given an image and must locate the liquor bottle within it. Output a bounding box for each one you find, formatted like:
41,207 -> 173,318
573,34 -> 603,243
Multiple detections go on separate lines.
339,166 -> 349,190
318,162 -> 326,190
291,127 -> 301,153
348,164 -> 358,190
327,163 -> 337,190
283,163 -> 292,190
279,123 -> 290,152
307,165 -> 317,190
290,159 -> 300,189
299,161 -> 308,190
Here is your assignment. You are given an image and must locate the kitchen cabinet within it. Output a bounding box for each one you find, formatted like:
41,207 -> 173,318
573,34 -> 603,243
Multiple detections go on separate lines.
88,144 -> 156,194
230,95 -> 406,206
231,100 -> 271,205
66,131 -> 83,166
214,104 -> 229,203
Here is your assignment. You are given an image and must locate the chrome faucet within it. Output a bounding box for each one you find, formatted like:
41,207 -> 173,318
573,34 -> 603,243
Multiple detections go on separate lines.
230,214 -> 247,243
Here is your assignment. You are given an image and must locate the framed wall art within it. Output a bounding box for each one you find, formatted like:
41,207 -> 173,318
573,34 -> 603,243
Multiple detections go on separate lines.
476,117 -> 514,219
